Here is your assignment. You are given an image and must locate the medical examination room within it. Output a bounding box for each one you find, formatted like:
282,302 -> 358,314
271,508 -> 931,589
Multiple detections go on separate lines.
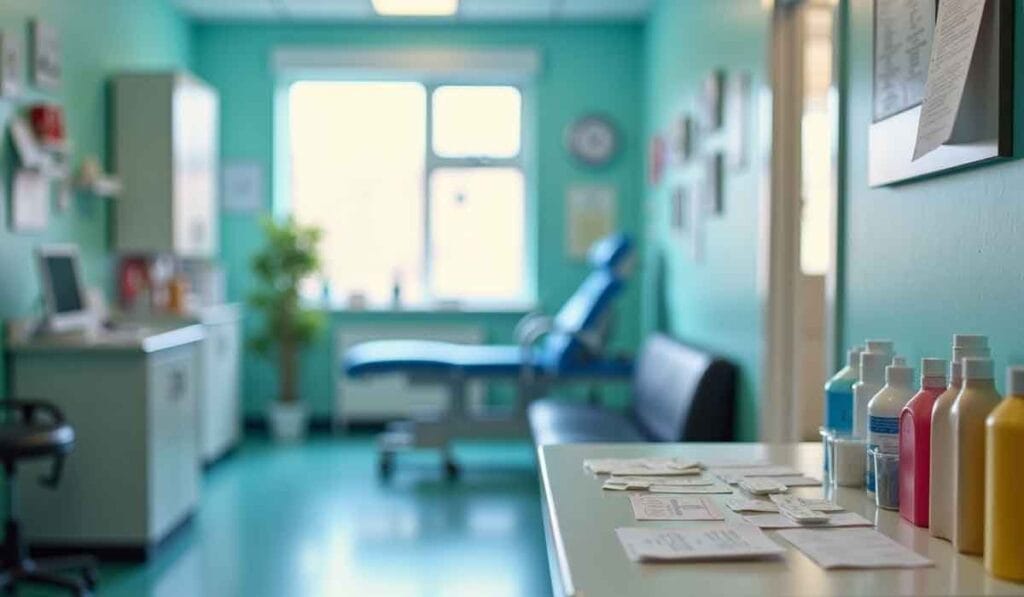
1,0 -> 1023,595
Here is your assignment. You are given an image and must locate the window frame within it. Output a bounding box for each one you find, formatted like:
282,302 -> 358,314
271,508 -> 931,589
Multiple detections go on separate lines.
276,71 -> 537,309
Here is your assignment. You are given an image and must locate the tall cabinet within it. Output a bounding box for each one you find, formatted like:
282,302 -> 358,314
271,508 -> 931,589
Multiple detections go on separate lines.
112,72 -> 219,258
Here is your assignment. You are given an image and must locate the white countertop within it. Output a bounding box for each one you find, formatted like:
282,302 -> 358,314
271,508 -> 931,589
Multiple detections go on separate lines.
7,323 -> 205,354
539,442 -> 1024,597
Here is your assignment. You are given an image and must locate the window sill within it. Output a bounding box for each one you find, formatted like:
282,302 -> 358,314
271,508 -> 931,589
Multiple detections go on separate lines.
302,297 -> 538,316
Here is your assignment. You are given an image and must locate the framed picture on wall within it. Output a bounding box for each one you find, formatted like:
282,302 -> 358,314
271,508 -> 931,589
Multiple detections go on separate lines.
702,154 -> 724,215
726,71 -> 752,170
0,33 -> 22,98
868,0 -> 1015,186
700,69 -> 726,131
672,113 -> 695,165
30,19 -> 61,90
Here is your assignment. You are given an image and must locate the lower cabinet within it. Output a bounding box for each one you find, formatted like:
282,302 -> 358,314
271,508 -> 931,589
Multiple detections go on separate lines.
10,338 -> 201,555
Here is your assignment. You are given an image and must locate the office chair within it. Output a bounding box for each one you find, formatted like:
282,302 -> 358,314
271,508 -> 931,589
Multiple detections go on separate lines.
0,399 -> 98,596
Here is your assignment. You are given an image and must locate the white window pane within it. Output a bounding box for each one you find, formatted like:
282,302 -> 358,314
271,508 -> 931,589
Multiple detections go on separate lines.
432,86 -> 522,158
289,81 -> 426,304
429,168 -> 525,301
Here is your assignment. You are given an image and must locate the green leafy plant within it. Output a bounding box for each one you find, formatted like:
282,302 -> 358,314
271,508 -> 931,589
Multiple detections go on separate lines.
248,217 -> 325,405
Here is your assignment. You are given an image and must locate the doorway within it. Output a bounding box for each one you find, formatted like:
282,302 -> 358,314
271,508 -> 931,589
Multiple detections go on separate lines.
762,0 -> 843,442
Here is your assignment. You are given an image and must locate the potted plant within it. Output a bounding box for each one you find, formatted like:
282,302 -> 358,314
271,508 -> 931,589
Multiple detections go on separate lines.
248,217 -> 325,442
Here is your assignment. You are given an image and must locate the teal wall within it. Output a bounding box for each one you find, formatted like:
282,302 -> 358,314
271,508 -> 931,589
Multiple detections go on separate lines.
643,0 -> 771,440
0,1 -> 192,393
841,1 -> 1024,385
192,22 -> 645,418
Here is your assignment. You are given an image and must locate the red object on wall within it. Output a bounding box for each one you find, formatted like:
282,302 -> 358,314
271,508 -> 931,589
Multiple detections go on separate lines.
28,104 -> 67,149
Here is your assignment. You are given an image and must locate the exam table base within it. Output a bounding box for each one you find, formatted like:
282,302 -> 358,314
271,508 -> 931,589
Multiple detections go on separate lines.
378,416 -> 528,480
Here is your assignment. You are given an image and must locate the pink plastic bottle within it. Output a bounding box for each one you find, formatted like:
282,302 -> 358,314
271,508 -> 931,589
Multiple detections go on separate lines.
899,357 -> 948,527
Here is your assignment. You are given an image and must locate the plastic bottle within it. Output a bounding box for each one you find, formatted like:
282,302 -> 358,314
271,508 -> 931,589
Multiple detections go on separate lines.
930,335 -> 990,541
866,357 -> 914,492
985,366 -> 1024,581
865,339 -> 895,359
952,357 -> 1002,555
853,351 -> 889,440
824,346 -> 863,434
898,357 -> 947,527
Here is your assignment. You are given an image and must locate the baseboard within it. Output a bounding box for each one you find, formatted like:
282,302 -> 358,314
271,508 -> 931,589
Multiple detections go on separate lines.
29,509 -> 195,563
242,416 -> 387,434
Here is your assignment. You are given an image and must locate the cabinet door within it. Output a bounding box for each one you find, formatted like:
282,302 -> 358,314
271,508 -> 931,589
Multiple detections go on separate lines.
200,320 -> 241,461
172,78 -> 219,258
148,347 -> 200,540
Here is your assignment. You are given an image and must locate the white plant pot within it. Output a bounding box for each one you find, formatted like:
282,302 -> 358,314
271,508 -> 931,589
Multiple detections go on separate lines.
268,401 -> 308,443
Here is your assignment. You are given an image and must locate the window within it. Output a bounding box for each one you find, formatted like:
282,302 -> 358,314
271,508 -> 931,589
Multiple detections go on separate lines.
288,80 -> 528,306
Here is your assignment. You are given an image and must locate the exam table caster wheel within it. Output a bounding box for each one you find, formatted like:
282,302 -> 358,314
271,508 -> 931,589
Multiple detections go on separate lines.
444,458 -> 460,481
379,451 -> 395,480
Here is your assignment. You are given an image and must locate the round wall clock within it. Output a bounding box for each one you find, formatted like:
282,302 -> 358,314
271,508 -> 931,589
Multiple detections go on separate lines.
565,114 -> 620,168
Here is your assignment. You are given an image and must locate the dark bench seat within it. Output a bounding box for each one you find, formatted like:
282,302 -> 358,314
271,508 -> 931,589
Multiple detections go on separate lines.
528,334 -> 737,445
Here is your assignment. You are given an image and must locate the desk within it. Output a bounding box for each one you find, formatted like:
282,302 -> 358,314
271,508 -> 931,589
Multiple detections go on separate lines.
538,443 -> 1024,597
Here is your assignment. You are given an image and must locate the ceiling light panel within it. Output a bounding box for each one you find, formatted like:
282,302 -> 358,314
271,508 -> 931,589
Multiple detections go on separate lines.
371,0 -> 460,16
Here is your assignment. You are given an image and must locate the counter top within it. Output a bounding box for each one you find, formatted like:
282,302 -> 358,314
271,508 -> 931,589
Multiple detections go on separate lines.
7,323 -> 205,355
539,442 -> 1024,597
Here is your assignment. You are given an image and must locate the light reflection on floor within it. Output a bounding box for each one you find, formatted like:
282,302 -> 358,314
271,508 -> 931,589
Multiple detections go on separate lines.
24,436 -> 551,597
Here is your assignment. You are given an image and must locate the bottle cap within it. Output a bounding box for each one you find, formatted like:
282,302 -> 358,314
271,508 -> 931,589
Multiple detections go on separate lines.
885,356 -> 913,387
921,358 -> 947,380
1007,366 -> 1024,396
963,357 -> 994,381
859,351 -> 888,385
866,340 -> 894,355
954,334 -> 988,350
954,344 -> 991,364
847,346 -> 864,368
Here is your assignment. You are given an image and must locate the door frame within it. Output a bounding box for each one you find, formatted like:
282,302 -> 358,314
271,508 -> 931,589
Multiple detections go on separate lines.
759,0 -> 845,443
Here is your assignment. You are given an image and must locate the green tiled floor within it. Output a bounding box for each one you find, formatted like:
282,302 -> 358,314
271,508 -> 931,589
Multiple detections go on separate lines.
25,436 -> 552,597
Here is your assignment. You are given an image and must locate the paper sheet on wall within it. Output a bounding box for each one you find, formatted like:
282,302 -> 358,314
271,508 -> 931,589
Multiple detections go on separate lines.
628,495 -> 724,521
615,525 -> 785,563
12,169 -> 50,232
566,184 -> 616,259
912,0 -> 987,160
777,528 -> 933,569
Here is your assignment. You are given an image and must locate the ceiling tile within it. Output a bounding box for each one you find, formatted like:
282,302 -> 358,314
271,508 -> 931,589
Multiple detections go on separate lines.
458,0 -> 554,20
279,0 -> 374,19
560,0 -> 650,20
174,0 -> 280,19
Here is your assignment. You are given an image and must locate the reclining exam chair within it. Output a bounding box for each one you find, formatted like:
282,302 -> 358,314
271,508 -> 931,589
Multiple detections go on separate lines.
343,234 -> 636,478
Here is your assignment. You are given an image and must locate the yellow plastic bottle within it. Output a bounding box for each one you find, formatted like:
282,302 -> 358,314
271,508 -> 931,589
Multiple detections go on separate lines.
952,357 -> 1002,555
985,366 -> 1024,581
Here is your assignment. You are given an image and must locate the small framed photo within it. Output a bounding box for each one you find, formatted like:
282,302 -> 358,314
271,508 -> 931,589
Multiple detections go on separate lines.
30,19 -> 61,90
673,114 -> 695,164
701,69 -> 726,131
670,185 -> 690,234
0,33 -> 22,98
703,154 -> 724,215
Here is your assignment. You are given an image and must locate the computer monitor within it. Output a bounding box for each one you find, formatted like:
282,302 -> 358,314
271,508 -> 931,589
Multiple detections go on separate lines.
36,244 -> 95,333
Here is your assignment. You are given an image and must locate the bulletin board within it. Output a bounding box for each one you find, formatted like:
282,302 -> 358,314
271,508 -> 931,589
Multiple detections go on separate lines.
868,0 -> 1014,187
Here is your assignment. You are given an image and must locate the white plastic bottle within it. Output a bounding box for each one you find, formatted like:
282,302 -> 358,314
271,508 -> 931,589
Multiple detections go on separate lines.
866,357 -> 915,492
930,335 -> 989,541
865,339 -> 895,359
853,351 -> 889,439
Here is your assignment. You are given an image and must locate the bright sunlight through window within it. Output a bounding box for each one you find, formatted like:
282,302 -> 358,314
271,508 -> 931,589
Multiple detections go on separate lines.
288,81 -> 527,307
